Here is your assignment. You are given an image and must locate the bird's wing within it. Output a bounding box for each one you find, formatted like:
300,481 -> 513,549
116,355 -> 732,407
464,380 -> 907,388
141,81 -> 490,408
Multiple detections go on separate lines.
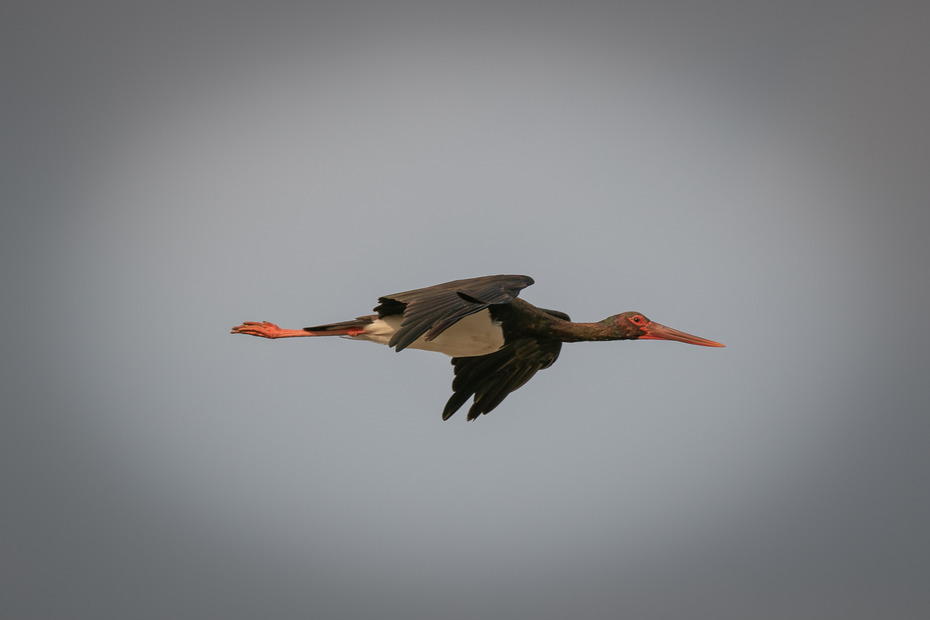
442,337 -> 562,421
375,274 -> 534,351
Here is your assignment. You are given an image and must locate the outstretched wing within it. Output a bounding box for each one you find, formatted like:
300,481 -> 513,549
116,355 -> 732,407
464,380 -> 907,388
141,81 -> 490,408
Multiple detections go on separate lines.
375,274 -> 534,352
443,337 -> 562,421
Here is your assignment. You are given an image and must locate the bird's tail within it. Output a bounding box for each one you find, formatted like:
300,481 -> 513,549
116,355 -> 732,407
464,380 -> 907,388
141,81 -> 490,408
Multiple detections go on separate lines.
303,315 -> 375,337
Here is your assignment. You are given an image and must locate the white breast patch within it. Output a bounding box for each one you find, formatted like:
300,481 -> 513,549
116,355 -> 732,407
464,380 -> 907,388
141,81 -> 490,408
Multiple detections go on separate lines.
353,309 -> 505,357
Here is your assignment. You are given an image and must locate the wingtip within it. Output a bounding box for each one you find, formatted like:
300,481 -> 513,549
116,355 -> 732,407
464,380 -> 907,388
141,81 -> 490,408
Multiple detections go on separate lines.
466,408 -> 483,422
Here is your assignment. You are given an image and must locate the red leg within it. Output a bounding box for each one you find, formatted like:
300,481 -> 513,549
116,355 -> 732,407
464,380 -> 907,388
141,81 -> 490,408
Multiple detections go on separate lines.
230,321 -> 316,339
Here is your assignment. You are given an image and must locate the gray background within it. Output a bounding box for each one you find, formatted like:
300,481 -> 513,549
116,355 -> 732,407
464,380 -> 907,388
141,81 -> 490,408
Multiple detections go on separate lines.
4,1 -> 929,618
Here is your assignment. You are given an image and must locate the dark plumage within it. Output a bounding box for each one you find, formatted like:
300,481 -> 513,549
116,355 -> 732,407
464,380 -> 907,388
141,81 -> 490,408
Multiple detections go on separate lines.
232,274 -> 724,421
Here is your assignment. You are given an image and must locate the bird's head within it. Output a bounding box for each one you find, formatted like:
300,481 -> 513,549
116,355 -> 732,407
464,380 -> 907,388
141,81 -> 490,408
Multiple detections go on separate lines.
603,311 -> 725,347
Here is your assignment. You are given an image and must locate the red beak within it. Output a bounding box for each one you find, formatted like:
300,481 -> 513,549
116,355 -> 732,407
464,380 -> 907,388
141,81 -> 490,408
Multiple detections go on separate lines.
640,322 -> 725,347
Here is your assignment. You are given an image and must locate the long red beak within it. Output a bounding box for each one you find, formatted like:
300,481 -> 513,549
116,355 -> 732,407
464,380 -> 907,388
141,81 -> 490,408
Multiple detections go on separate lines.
640,322 -> 725,347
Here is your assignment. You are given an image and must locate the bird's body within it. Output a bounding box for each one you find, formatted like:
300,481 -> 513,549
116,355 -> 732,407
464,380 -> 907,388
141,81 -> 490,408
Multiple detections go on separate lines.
232,274 -> 723,420
354,310 -> 505,357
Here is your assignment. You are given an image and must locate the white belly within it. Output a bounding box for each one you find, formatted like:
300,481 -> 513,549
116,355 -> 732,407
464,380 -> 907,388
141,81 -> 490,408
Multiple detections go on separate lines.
354,309 -> 505,357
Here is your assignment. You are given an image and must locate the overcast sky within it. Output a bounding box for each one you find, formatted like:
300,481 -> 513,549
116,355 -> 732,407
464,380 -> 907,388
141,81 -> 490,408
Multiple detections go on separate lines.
4,1 -> 929,618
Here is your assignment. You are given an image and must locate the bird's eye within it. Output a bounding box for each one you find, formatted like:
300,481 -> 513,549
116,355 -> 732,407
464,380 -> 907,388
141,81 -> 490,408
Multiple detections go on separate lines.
630,315 -> 647,326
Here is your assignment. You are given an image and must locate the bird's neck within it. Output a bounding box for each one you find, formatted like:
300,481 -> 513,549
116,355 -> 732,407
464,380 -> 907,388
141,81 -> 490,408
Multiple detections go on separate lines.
548,319 -> 618,343
499,300 -> 624,343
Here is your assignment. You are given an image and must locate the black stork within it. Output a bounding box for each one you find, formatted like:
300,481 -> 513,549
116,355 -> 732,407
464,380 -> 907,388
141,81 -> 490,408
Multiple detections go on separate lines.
231,274 -> 724,421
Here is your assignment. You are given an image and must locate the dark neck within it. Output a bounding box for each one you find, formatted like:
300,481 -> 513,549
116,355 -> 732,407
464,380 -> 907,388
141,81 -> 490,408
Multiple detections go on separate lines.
547,319 -> 619,343
499,300 -> 624,343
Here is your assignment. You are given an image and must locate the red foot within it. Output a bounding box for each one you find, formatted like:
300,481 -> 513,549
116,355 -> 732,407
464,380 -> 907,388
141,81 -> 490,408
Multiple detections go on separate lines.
231,321 -> 313,339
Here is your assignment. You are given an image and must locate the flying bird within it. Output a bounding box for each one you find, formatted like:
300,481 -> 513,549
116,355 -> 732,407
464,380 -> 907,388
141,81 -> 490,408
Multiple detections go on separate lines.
231,274 -> 724,421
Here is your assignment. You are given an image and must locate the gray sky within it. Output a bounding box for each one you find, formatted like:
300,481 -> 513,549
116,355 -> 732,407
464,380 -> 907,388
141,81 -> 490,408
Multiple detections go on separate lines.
4,1 -> 929,618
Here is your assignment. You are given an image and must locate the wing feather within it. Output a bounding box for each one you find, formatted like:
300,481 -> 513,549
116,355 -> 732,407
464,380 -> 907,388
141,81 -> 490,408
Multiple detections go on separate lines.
374,274 -> 534,351
442,338 -> 562,421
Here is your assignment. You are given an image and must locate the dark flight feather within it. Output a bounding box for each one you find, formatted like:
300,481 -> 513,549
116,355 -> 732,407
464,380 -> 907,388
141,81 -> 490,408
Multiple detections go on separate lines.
443,337 -> 562,421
